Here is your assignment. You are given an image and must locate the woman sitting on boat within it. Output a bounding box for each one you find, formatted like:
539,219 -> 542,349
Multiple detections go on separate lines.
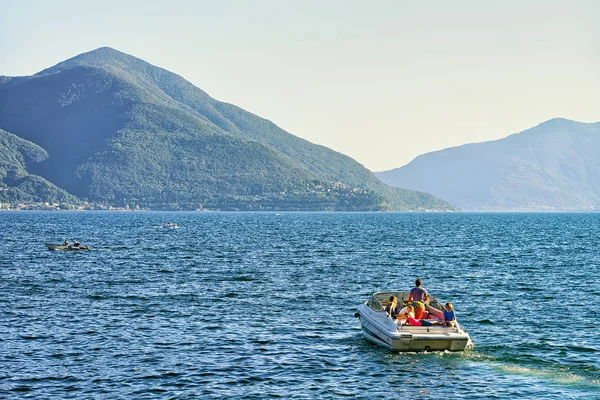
398,305 -> 443,327
385,296 -> 400,318
394,305 -> 414,327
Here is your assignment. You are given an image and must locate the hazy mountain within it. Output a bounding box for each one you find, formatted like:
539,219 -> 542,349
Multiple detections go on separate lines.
0,128 -> 79,205
0,47 -> 453,210
376,118 -> 600,211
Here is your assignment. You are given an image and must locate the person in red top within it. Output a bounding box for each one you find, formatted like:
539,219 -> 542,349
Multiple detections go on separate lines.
395,305 -> 414,327
401,305 -> 443,327
406,315 -> 442,326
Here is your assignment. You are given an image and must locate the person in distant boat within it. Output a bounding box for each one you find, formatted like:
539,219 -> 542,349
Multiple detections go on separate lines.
443,302 -> 456,327
385,295 -> 399,318
407,278 -> 428,303
63,240 -> 69,246
72,240 -> 89,250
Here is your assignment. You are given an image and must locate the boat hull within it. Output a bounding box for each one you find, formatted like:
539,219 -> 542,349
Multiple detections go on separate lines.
46,244 -> 89,251
357,303 -> 472,352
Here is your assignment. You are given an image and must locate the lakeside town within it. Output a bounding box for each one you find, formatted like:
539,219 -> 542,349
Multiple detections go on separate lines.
0,202 -> 141,211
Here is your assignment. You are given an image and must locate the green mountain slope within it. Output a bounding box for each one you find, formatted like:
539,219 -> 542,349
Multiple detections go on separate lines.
376,118 -> 600,211
0,129 -> 79,204
0,47 -> 454,210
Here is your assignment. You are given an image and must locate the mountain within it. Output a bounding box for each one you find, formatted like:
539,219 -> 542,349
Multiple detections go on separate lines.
0,47 -> 454,211
376,118 -> 600,211
0,128 -> 79,205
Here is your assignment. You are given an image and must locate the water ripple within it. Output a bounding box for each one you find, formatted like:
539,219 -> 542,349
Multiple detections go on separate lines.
0,211 -> 599,398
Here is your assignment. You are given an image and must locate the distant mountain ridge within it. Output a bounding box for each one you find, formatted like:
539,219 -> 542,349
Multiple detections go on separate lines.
0,47 -> 453,210
376,118 -> 600,211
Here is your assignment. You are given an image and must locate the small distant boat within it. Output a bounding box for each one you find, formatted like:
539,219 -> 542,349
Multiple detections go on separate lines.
162,222 -> 179,229
46,243 -> 90,251
355,291 -> 472,352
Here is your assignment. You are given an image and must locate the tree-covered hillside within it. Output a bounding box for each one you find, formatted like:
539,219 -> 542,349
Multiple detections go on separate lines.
0,129 -> 79,205
0,47 -> 454,211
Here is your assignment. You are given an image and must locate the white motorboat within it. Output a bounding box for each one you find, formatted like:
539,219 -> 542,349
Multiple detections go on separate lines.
46,243 -> 90,251
162,222 -> 179,229
355,291 -> 472,352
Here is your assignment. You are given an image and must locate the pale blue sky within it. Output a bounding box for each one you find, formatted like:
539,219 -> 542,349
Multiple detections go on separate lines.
1,0 -> 598,170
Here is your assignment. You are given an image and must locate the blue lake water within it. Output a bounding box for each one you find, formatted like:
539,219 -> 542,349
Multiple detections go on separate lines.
1,211 -> 599,398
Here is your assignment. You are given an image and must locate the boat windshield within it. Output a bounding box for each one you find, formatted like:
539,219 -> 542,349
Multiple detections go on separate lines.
369,291 -> 445,312
427,297 -> 444,311
368,291 -> 411,312
366,295 -> 385,312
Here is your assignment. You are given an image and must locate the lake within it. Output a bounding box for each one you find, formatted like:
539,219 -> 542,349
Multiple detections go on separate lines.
1,212 -> 599,398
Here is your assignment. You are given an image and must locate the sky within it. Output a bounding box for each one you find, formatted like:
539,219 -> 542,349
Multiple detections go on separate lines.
1,0 -> 599,171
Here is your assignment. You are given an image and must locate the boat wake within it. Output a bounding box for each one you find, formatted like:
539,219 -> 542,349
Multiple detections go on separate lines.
493,363 -> 600,388
459,347 -> 600,390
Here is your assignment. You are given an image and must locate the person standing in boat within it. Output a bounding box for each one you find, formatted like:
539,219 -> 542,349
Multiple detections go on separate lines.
407,278 -> 428,303
63,240 -> 69,246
